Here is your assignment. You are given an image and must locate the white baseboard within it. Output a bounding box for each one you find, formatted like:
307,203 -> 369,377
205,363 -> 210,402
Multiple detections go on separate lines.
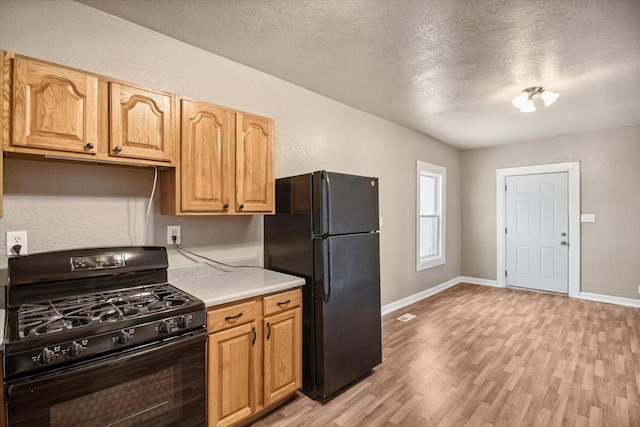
578,292 -> 640,308
458,276 -> 500,287
381,277 -> 460,316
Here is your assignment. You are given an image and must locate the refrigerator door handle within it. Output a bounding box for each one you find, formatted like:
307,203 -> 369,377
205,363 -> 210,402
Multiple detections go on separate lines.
322,238 -> 332,302
321,171 -> 331,235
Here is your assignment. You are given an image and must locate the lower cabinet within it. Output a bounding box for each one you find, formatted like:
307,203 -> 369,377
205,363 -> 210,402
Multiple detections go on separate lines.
208,322 -> 259,427
207,288 -> 301,427
263,307 -> 302,406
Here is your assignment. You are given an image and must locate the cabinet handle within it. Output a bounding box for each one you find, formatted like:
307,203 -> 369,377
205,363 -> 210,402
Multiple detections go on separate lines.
114,146 -> 123,153
224,312 -> 243,321
223,204 -> 229,209
239,204 -> 245,209
252,327 -> 256,345
276,299 -> 291,307
266,323 -> 271,340
85,143 -> 94,150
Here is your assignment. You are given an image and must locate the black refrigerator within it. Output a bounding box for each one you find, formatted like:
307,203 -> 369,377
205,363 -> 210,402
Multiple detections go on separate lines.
264,171 -> 382,399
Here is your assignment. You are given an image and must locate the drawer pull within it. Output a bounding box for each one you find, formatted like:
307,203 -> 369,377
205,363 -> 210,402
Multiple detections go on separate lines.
225,313 -> 243,321
252,327 -> 257,345
276,299 -> 291,307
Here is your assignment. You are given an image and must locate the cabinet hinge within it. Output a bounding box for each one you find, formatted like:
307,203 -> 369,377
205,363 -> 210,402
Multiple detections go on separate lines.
505,184 -> 507,191
505,270 -> 508,277
505,227 -> 508,234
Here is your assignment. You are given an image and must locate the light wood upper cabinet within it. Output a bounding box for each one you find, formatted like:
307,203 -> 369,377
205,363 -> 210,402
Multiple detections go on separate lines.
109,82 -> 174,162
181,100 -> 232,212
3,54 -> 177,167
235,113 -> 274,213
0,50 -> 6,218
12,58 -> 98,155
0,51 -> 277,216
161,107 -> 275,216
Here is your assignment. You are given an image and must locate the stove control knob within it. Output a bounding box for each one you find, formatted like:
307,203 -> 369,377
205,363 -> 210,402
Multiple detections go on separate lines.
116,330 -> 131,345
67,342 -> 85,359
158,321 -> 172,334
178,316 -> 190,329
37,347 -> 56,366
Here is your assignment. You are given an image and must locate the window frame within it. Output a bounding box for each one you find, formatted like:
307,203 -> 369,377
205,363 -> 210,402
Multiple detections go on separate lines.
416,160 -> 446,271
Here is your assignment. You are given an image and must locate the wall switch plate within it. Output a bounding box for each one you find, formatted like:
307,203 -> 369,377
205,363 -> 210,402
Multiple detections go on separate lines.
167,225 -> 181,245
7,231 -> 28,255
580,214 -> 596,223
379,217 -> 384,227
638,285 -> 640,294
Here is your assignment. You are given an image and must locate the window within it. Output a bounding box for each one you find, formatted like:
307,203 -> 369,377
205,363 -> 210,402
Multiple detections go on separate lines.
417,161 -> 446,271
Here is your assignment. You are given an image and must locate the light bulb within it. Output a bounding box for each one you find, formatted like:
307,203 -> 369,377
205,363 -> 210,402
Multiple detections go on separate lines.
540,90 -> 559,107
512,92 -> 529,109
519,99 -> 536,113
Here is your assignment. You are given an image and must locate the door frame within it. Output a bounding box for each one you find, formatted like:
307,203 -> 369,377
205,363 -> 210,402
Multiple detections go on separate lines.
496,162 -> 580,297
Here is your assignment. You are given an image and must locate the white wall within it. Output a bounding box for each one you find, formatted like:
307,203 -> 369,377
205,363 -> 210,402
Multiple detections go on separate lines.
0,0 -> 462,305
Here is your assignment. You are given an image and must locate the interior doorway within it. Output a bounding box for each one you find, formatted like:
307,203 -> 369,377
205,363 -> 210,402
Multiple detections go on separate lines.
496,162 -> 581,297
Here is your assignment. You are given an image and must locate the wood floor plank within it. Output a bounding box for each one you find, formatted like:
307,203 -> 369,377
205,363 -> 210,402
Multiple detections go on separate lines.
250,284 -> 640,427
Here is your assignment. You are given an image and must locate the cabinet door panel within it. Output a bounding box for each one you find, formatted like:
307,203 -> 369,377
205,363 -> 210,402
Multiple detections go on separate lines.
208,322 -> 257,427
13,59 -> 97,154
235,113 -> 274,212
109,82 -> 173,162
263,307 -> 301,405
181,100 -> 231,212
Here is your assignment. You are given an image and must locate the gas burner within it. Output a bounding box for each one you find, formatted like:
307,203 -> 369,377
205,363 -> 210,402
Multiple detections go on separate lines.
16,284 -> 198,340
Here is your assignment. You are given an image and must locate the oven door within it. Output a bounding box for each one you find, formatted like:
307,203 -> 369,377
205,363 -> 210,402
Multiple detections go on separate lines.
5,330 -> 206,427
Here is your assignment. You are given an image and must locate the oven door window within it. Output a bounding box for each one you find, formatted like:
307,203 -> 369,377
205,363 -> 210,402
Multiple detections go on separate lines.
50,366 -> 181,426
5,331 -> 206,427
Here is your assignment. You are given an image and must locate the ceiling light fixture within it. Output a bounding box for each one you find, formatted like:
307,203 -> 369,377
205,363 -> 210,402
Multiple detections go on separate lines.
512,86 -> 559,113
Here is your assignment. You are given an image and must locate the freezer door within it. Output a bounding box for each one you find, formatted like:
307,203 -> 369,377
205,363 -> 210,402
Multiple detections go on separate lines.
313,232 -> 381,398
313,171 -> 379,236
264,173 -> 313,277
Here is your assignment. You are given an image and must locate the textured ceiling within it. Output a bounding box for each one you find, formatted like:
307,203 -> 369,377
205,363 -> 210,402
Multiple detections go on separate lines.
75,0 -> 640,150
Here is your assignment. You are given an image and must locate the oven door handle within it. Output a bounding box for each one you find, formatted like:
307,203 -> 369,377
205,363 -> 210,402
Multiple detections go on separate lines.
6,329 -> 206,397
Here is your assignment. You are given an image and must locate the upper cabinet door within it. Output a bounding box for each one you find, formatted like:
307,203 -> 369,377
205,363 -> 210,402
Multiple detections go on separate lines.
109,82 -> 174,162
235,113 -> 274,213
12,58 -> 98,154
180,100 -> 232,212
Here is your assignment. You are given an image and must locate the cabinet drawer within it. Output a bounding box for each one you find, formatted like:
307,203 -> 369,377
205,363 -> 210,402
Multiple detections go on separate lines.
207,300 -> 257,333
263,288 -> 301,317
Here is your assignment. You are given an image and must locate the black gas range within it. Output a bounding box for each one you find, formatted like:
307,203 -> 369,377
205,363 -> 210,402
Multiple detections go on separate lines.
3,246 -> 206,427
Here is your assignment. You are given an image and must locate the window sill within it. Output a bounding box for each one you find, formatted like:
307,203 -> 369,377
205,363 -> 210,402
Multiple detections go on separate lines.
417,256 -> 445,271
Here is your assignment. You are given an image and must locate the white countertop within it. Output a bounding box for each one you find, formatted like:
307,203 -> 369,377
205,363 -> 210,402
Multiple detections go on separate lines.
168,263 -> 305,307
0,264 -> 303,345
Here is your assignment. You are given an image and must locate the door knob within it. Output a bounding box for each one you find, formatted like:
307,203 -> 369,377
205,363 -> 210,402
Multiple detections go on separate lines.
561,232 -> 567,236
560,241 -> 568,246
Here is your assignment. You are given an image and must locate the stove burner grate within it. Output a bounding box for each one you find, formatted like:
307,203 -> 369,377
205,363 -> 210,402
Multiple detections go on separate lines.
16,284 -> 193,339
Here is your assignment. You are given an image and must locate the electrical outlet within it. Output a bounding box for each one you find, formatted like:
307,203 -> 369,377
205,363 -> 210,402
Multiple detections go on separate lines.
7,231 -> 28,255
167,225 -> 181,245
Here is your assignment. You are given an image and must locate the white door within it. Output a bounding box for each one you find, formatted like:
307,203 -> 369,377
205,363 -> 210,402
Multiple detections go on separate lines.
505,172 -> 569,293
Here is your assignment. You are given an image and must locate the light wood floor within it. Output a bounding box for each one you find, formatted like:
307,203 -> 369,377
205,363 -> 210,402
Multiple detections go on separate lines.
251,283 -> 640,426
